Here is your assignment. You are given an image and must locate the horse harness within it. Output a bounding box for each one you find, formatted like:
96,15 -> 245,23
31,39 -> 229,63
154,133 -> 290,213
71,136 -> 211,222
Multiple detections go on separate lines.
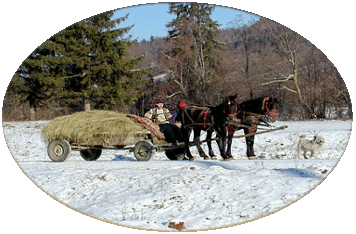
182,106 -> 215,131
262,96 -> 279,116
237,96 -> 278,119
227,97 -> 278,129
181,97 -> 277,131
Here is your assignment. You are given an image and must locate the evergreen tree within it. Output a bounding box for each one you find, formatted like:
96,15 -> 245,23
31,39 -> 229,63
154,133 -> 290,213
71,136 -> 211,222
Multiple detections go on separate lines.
11,10 -> 150,120
51,11 -> 150,111
165,3 -> 224,103
11,47 -> 63,120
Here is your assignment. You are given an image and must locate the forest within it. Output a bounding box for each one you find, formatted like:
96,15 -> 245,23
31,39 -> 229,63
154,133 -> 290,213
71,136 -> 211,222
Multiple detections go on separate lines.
2,3 -> 352,121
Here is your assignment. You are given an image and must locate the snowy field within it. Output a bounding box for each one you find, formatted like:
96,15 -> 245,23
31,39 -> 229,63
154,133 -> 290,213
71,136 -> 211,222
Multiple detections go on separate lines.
2,119 -> 352,231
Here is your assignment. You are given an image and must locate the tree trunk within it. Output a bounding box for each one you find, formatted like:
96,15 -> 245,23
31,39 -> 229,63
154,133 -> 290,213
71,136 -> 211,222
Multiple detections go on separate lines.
84,100 -> 91,111
83,95 -> 91,111
244,45 -> 253,99
292,61 -> 315,118
29,106 -> 36,121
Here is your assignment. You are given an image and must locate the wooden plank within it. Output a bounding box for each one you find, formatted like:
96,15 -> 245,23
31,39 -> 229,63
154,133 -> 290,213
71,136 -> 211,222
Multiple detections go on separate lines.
72,133 -> 150,146
231,125 -> 288,139
200,125 -> 288,142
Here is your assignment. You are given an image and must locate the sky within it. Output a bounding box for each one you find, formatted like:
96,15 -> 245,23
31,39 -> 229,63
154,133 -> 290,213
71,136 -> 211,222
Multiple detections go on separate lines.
113,3 -> 259,41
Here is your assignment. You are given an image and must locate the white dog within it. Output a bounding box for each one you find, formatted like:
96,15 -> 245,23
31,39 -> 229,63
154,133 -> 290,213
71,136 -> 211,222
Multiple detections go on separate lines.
297,134 -> 324,159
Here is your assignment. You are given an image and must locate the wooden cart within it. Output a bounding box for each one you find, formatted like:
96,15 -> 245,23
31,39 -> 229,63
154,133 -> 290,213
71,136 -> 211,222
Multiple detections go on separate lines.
46,114 -> 185,162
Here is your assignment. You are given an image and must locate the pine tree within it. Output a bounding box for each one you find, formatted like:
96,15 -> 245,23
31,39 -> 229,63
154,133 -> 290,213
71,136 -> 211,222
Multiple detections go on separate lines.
11,46 -> 63,120
10,10 -> 150,120
52,11 -> 150,111
165,3 -> 225,103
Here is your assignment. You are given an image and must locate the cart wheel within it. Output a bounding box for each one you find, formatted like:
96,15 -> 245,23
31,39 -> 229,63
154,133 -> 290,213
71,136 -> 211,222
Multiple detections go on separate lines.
47,138 -> 71,162
165,148 -> 186,160
80,149 -> 102,161
134,140 -> 155,161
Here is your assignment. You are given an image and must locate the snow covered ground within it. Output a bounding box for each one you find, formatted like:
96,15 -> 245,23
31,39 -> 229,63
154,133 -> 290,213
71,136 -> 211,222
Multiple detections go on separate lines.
2,119 -> 352,231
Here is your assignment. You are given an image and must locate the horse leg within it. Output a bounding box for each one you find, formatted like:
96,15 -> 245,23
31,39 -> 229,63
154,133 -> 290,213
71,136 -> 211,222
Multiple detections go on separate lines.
215,135 -> 222,158
244,127 -> 257,160
206,130 -> 216,160
183,128 -> 194,160
245,135 -> 256,157
215,126 -> 230,161
221,130 -> 229,161
193,129 -> 209,160
226,129 -> 234,159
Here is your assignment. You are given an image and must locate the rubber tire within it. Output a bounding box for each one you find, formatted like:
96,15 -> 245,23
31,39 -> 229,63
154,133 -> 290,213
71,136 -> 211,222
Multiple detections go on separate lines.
80,149 -> 102,161
165,148 -> 186,160
47,138 -> 71,162
134,140 -> 155,161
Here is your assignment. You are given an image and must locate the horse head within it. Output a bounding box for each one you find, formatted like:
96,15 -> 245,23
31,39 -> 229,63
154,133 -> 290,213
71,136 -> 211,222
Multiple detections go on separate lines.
223,93 -> 239,120
262,96 -> 280,122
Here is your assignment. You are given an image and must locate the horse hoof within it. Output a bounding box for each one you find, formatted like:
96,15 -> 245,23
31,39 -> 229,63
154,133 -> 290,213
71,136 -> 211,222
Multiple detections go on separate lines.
211,156 -> 217,160
203,157 -> 209,160
189,157 -> 195,161
248,156 -> 258,160
223,158 -> 231,161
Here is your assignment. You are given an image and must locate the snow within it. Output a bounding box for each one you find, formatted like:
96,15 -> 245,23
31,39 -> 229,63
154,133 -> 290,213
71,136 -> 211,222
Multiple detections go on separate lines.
2,2 -> 355,233
2,119 -> 351,231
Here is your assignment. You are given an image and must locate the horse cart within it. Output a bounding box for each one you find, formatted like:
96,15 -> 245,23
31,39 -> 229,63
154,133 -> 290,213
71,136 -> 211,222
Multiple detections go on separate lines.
43,99 -> 288,162
43,111 -> 185,162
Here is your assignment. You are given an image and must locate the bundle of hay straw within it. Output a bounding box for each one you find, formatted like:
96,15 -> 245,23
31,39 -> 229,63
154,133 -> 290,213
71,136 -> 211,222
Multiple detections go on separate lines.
42,110 -> 151,145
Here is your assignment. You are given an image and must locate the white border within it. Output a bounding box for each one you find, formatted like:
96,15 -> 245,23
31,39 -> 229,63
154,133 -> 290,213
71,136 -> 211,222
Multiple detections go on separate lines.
1,1 -> 354,233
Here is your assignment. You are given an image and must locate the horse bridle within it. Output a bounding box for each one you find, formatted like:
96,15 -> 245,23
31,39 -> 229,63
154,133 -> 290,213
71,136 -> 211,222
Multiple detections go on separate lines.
262,96 -> 279,116
223,100 -> 238,119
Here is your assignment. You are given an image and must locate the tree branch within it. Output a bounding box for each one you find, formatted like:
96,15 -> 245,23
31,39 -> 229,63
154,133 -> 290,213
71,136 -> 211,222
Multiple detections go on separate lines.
59,72 -> 86,79
281,85 -> 298,93
166,91 -> 182,99
260,74 -> 294,85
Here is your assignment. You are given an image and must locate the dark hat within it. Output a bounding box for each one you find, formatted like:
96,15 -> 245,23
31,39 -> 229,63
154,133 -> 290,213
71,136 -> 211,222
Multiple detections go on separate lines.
156,99 -> 163,103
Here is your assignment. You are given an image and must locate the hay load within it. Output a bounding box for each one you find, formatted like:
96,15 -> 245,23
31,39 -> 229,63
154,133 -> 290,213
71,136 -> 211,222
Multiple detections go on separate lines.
42,110 -> 153,146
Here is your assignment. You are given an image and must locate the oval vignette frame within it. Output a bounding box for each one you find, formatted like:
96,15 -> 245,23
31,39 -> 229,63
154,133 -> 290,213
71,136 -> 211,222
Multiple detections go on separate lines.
1,1 -> 354,234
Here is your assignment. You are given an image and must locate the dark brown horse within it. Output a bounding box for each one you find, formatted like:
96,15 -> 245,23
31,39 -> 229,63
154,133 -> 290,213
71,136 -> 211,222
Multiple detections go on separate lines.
226,96 -> 280,159
179,94 -> 238,161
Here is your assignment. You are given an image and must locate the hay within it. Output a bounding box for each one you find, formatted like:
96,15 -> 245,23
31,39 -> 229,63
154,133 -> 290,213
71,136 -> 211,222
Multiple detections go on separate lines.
42,110 -> 151,145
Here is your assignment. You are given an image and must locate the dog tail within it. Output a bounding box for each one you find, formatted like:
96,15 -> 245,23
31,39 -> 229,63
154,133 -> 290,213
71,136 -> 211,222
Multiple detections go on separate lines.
299,134 -> 307,139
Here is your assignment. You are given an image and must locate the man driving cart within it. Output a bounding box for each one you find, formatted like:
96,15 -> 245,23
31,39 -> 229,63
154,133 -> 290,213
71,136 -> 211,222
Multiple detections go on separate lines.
144,99 -> 183,145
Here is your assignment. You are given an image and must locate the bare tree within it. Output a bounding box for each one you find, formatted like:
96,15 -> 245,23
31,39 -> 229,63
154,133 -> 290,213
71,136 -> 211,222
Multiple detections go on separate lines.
164,3 -> 225,104
263,25 -> 315,118
227,14 -> 258,99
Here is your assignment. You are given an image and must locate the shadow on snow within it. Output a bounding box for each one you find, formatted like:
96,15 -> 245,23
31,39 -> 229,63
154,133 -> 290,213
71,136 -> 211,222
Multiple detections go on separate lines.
273,168 -> 324,179
112,154 -> 136,161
